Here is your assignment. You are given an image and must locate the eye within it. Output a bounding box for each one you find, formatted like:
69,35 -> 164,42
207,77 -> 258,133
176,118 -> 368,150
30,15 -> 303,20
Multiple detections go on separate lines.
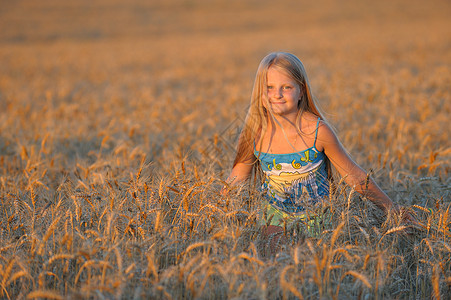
283,86 -> 292,90
267,86 -> 274,90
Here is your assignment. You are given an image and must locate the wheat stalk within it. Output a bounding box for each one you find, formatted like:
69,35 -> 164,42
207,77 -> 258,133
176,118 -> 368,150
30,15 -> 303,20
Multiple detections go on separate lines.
74,260 -> 113,285
38,216 -> 62,255
432,264 -> 441,300
280,265 -> 303,300
342,270 -> 372,288
1,258 -> 15,296
145,250 -> 159,282
6,270 -> 32,286
384,225 -> 407,236
26,290 -> 63,300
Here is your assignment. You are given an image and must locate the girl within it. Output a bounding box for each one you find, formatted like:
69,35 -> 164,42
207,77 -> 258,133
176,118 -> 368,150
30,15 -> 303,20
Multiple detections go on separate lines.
224,52 -> 409,242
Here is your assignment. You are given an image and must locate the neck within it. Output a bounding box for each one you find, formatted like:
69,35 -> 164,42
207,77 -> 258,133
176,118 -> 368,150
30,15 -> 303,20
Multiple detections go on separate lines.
268,113 -> 298,132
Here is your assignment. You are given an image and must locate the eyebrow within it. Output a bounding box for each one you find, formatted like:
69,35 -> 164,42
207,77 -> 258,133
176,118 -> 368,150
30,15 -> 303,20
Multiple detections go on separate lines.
266,83 -> 293,86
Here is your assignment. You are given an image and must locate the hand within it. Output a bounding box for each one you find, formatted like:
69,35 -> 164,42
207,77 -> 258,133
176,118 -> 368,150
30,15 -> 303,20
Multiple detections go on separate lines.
220,186 -> 229,197
397,206 -> 420,228
220,176 -> 236,197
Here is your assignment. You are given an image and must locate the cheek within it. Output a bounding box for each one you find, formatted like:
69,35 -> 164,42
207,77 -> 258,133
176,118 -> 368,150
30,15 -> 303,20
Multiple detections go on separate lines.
266,90 -> 274,98
287,90 -> 299,100
295,89 -> 302,100
299,86 -> 304,97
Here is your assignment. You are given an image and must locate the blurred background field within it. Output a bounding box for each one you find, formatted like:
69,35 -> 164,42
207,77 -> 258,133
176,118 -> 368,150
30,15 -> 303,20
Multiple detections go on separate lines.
0,0 -> 450,298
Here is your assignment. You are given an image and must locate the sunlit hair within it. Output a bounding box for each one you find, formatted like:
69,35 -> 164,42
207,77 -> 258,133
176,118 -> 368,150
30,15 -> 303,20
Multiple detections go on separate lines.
233,52 -> 333,180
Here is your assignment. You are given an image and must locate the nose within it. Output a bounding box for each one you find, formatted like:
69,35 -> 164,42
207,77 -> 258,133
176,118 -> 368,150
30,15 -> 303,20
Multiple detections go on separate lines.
274,88 -> 283,99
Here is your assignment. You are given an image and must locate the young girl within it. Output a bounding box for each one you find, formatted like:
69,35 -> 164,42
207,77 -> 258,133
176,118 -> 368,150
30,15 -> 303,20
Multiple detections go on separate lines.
225,52 -> 407,241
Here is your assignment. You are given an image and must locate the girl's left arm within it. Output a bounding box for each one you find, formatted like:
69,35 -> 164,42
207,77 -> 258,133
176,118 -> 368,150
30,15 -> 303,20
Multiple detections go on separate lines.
318,122 -> 397,213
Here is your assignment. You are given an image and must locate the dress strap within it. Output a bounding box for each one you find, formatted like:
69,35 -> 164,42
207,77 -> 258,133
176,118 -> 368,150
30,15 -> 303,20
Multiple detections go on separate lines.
313,118 -> 320,147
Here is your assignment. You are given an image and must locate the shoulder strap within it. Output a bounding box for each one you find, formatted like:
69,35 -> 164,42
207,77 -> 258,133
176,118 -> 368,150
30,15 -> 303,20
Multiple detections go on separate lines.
313,118 -> 320,147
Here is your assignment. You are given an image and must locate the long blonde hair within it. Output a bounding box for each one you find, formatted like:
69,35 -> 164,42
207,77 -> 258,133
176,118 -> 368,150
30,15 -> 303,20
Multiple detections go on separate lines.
233,52 -> 333,179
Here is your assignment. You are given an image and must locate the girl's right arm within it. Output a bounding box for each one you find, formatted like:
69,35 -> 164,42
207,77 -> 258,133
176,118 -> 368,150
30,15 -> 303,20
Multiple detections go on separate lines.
226,161 -> 255,185
221,158 -> 256,195
222,129 -> 259,194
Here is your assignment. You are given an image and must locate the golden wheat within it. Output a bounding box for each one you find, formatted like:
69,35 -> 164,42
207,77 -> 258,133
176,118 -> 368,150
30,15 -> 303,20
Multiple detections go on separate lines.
0,0 -> 449,298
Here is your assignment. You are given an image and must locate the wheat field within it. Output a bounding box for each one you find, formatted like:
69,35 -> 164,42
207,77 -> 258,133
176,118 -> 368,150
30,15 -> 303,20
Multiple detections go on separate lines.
0,0 -> 450,299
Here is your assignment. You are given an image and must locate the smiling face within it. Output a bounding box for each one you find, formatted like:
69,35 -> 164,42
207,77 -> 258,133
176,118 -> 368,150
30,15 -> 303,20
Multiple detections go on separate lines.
265,66 -> 302,118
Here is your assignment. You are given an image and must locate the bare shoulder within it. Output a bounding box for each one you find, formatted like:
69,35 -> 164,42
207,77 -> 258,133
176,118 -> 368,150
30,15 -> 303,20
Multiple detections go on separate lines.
317,120 -> 338,140
301,111 -> 319,123
316,120 -> 341,151
300,112 -> 321,132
